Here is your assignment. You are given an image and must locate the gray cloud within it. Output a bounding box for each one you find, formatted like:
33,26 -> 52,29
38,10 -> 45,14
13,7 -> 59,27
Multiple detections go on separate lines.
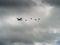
0,0 -> 60,7
0,0 -> 60,45
42,0 -> 60,6
0,0 -> 36,7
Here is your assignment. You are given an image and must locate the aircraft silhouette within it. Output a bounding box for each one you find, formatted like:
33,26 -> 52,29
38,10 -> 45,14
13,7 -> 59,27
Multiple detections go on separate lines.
17,18 -> 22,21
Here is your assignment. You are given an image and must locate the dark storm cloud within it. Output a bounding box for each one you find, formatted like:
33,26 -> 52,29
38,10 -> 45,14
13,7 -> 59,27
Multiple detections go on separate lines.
0,0 -> 60,7
42,0 -> 60,6
0,0 -> 36,6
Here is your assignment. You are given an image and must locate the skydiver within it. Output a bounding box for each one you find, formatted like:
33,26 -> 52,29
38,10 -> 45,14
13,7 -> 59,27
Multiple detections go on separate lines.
25,19 -> 27,21
17,18 -> 22,21
38,18 -> 40,20
35,19 -> 37,21
30,18 -> 32,20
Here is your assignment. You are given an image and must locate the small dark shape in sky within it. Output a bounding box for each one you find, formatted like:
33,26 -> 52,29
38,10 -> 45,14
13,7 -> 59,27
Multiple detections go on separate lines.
35,19 -> 37,21
17,18 -> 22,21
38,18 -> 40,20
25,19 -> 27,21
30,18 -> 32,20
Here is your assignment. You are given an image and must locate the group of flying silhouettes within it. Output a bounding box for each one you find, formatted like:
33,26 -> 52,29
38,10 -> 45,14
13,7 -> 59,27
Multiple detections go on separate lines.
17,18 -> 40,21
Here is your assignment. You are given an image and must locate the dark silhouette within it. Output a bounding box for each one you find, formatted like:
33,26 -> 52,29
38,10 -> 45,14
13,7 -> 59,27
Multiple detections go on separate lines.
17,18 -> 40,21
38,18 -> 40,20
30,18 -> 32,20
17,18 -> 22,21
25,19 -> 27,21
35,19 -> 37,21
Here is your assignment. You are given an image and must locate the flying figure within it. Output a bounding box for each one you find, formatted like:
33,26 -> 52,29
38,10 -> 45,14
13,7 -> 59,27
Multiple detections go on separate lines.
35,19 -> 37,21
38,18 -> 40,20
17,18 -> 22,21
30,18 -> 32,20
17,17 -> 40,21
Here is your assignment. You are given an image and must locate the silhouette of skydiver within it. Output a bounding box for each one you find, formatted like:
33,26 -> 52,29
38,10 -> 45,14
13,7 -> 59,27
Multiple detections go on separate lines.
17,18 -> 22,21
38,18 -> 40,20
35,19 -> 37,21
30,18 -> 32,20
25,19 -> 27,21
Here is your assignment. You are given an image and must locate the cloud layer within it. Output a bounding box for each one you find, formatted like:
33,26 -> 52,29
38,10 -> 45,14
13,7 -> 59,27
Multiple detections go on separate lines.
0,0 -> 60,6
42,0 -> 60,6
0,0 -> 60,45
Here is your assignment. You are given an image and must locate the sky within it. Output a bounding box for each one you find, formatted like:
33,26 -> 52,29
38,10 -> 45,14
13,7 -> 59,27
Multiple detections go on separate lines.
0,0 -> 60,45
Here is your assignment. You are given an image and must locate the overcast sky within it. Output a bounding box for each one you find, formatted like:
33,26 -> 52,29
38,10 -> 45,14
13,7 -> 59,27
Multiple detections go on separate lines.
0,0 -> 60,45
